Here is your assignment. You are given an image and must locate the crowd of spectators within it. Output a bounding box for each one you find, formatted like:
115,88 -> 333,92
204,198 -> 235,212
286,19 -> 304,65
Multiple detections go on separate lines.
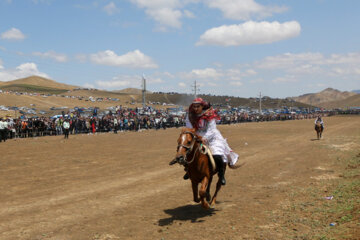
0,105 -> 358,142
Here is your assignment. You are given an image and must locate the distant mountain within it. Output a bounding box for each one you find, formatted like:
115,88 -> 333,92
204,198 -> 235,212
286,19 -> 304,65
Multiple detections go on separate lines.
0,75 -> 77,93
292,88 -> 357,106
321,94 -> 360,109
352,90 -> 360,94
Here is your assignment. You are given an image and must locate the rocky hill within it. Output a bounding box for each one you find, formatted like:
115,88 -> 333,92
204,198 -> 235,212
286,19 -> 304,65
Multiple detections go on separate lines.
292,88 -> 357,106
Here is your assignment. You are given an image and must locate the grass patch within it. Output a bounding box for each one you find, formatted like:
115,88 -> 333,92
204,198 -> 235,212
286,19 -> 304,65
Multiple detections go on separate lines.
274,151 -> 360,240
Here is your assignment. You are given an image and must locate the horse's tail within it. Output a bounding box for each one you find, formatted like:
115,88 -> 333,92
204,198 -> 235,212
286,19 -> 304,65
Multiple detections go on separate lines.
228,162 -> 245,169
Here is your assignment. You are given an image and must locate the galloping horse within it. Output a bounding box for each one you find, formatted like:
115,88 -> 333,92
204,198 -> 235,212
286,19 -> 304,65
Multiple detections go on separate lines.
315,121 -> 323,140
170,128 -> 241,209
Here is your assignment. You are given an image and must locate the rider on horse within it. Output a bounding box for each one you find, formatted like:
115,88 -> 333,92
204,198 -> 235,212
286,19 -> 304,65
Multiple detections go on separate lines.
183,98 -> 239,185
314,115 -> 324,131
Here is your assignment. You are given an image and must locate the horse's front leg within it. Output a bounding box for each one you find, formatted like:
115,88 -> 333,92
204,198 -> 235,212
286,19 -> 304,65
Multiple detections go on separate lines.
199,177 -> 210,209
191,180 -> 200,203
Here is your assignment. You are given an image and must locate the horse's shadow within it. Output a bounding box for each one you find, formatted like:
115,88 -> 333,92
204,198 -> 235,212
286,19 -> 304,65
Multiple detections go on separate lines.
158,204 -> 217,226
310,138 -> 320,141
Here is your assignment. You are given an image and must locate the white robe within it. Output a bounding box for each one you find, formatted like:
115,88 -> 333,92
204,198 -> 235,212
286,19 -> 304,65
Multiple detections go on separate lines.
186,116 -> 238,166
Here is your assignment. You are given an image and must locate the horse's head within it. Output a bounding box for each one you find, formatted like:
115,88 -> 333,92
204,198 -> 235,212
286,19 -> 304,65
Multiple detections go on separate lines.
175,128 -> 200,165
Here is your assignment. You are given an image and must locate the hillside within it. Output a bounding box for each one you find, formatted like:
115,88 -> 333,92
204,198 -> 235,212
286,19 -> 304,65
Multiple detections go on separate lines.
147,93 -> 311,109
0,76 -> 77,93
292,88 -> 357,106
114,88 -> 152,94
320,94 -> 360,109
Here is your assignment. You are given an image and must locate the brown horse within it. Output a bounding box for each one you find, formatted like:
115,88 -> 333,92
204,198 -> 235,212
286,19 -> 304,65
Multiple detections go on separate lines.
315,122 -> 323,140
170,128 -> 241,209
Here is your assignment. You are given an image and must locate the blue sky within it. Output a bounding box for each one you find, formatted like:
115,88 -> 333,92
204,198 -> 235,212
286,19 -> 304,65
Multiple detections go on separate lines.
0,0 -> 359,98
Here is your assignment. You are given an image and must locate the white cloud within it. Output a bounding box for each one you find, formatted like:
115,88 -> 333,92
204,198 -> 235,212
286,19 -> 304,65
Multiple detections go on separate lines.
255,52 -> 360,76
161,71 -> 175,78
95,74 -> 165,90
208,82 -> 218,86
272,76 -> 297,83
230,81 -> 243,86
75,54 -> 88,63
90,50 -> 158,69
148,77 -> 164,83
178,82 -> 186,87
183,68 -> 223,79
206,0 -> 287,20
0,62 -> 49,81
325,52 -> 360,65
148,8 -> 183,29
130,0 -> 183,29
245,69 -> 257,76
183,9 -> 195,18
197,21 -> 301,46
0,28 -> 26,41
103,2 -> 119,15
250,78 -> 264,84
32,51 -> 68,62
93,73 -> 167,90
0,58 -> 3,69
83,83 -> 95,89
224,68 -> 257,81
96,80 -> 132,89
354,68 -> 360,75
256,52 -> 324,69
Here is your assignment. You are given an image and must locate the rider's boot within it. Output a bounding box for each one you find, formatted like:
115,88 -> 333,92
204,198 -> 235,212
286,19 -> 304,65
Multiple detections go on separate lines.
214,155 -> 226,185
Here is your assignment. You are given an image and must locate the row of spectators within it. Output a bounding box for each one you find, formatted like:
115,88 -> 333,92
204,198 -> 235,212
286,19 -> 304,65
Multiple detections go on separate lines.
1,106 -> 358,141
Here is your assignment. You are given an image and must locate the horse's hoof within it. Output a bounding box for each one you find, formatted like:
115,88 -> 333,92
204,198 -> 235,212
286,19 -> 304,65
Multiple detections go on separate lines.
194,198 -> 200,203
202,203 -> 210,209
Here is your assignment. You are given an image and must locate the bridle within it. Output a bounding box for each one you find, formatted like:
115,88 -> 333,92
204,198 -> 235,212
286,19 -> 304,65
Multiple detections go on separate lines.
177,131 -> 201,165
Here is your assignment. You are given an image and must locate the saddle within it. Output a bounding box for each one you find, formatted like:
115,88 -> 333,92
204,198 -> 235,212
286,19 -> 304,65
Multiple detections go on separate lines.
199,144 -> 217,171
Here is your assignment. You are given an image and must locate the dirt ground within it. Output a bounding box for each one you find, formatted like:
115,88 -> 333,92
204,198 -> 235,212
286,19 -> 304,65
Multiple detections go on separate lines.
0,116 -> 359,240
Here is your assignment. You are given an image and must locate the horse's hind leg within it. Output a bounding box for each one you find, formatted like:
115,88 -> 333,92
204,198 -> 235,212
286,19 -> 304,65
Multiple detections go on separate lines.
191,181 -> 200,203
199,177 -> 210,209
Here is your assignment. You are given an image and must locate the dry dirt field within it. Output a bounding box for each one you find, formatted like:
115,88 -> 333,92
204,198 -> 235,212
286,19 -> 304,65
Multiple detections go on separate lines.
0,116 -> 359,240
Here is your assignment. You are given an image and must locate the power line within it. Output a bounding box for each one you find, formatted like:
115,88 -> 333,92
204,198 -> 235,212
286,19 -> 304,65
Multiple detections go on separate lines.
191,80 -> 200,98
259,91 -> 262,115
142,74 -> 146,108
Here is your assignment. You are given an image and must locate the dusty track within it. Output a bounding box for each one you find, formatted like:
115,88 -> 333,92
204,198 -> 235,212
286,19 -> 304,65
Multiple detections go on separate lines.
0,116 -> 359,240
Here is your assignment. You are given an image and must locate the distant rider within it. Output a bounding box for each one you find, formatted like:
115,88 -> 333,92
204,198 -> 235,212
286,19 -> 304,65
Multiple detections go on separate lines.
314,115 -> 324,131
